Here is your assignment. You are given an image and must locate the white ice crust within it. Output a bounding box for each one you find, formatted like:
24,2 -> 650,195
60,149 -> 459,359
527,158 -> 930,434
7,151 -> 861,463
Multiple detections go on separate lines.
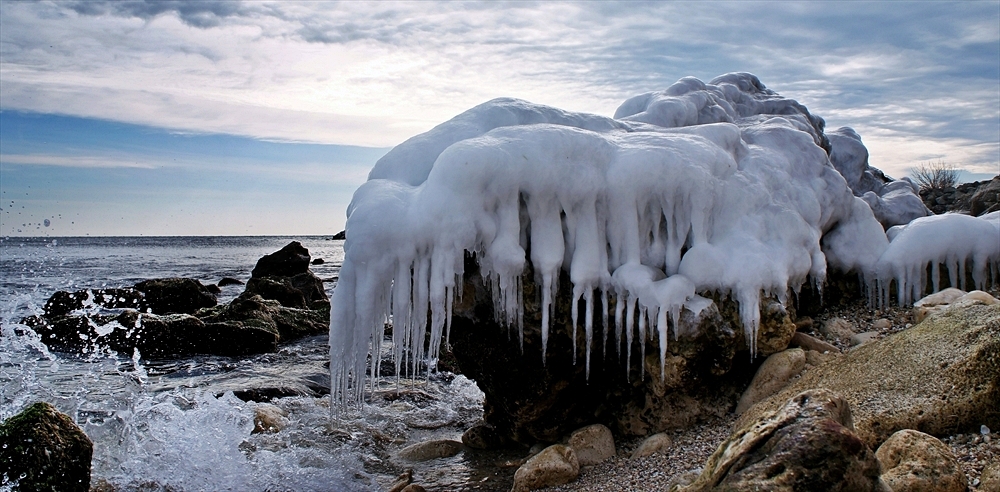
330,73 -> 999,404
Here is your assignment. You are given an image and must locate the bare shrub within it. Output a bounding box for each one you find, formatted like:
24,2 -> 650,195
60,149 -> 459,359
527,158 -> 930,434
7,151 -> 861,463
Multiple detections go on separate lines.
910,161 -> 959,191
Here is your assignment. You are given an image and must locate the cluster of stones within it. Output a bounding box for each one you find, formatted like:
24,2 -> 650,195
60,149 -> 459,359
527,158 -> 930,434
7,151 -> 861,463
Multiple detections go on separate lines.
919,175 -> 1000,215
18,241 -> 330,358
441,265 -> 999,490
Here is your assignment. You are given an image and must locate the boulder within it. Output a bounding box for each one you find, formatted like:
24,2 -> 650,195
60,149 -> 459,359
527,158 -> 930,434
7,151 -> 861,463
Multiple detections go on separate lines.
875,429 -> 966,492
449,258 -> 791,444
735,348 -> 806,415
462,420 -> 506,450
819,317 -> 856,342
567,424 -> 615,466
245,242 -> 328,309
134,277 -> 218,314
969,175 -> 1000,216
850,332 -> 880,347
252,403 -> 289,434
23,308 -> 280,358
43,288 -> 144,316
196,294 -> 328,343
737,304 -> 1000,448
218,277 -> 244,287
789,331 -> 840,354
675,389 -> 886,492
512,444 -> 580,492
630,432 -> 673,459
0,402 -> 93,492
872,318 -> 891,330
252,241 -> 312,277
397,439 -> 464,462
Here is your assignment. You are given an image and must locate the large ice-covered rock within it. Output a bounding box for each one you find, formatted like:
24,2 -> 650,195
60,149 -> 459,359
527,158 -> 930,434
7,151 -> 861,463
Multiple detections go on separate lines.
827,127 -> 929,228
329,72 -> 998,411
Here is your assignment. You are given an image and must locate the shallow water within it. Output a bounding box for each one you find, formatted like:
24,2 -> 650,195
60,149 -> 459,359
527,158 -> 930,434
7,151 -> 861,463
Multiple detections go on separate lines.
0,236 -> 515,491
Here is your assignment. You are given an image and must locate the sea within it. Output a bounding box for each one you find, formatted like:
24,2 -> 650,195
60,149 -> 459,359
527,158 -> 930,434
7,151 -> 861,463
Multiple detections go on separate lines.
0,236 -> 507,491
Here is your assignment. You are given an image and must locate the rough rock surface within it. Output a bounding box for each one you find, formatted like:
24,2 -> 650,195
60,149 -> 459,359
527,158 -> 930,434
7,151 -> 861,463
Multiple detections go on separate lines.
919,175 -> 1000,215
735,348 -> 806,414
675,389 -> 885,492
981,460 -> 1000,491
0,402 -> 93,492
397,439 -> 464,462
737,304 -> 1000,448
567,424 -> 616,466
449,258 -> 791,444
512,444 -> 580,492
20,242 -> 330,359
630,432 -> 673,459
876,429 -> 967,492
462,420 -> 506,450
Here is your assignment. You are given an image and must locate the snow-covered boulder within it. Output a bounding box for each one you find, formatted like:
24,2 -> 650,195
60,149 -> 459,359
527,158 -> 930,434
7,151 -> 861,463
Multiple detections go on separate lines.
329,72 -> 999,422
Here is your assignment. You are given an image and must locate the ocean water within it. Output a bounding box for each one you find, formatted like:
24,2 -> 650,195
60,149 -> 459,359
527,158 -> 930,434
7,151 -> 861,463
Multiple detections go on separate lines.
0,236 -> 499,491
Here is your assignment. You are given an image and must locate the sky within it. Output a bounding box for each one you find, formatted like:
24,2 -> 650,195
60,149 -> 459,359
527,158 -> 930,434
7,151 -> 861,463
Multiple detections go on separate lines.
1,1 -> 998,236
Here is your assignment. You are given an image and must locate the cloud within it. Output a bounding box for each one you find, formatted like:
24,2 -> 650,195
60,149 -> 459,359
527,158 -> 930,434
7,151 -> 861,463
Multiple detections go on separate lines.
0,1 -> 997,181
0,153 -> 157,168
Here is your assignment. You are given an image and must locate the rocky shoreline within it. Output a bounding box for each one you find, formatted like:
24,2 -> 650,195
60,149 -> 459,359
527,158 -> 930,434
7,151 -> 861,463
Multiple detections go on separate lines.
522,287 -> 1000,492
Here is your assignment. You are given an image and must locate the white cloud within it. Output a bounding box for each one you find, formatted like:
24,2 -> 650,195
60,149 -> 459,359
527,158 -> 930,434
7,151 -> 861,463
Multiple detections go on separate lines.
1,1 -> 997,172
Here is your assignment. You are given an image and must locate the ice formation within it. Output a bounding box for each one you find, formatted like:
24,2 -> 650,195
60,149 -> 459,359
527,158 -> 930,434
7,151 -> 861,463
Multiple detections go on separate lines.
329,73 -> 999,404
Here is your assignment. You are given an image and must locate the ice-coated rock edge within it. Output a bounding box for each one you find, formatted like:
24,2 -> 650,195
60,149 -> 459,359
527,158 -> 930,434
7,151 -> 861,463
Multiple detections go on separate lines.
330,72 -> 1000,405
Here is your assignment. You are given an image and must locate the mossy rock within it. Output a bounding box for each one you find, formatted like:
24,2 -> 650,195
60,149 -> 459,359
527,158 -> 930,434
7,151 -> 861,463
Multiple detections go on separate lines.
0,402 -> 93,492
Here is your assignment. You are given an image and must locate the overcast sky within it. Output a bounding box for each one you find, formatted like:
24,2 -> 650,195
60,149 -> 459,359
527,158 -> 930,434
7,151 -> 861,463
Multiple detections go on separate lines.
1,1 -> 998,236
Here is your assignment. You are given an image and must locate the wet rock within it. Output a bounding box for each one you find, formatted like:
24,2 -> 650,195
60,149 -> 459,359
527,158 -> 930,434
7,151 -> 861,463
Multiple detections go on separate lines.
567,424 -> 615,466
512,444 -> 580,492
735,348 -> 806,415
311,258 -> 325,265
245,242 -> 328,310
875,429 -> 966,492
251,241 -> 312,277
134,277 -> 218,314
676,389 -> 885,492
252,403 -> 289,434
331,230 -> 346,240
630,432 -> 673,459
449,257 -> 783,444
387,469 -> 413,492
43,288 -> 144,316
737,304 -> 1000,448
218,277 -> 244,287
196,294 -> 328,343
0,402 -> 93,492
397,439 -> 464,462
462,420 -> 506,450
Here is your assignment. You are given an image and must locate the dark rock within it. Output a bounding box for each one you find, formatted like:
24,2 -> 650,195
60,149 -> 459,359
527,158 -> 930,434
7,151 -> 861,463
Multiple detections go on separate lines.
312,258 -> 325,265
331,230 -> 346,240
0,402 -> 93,492
206,284 -> 222,295
251,241 -> 311,278
43,288 -> 144,317
23,309 -> 279,358
134,278 -> 217,314
449,255 -> 790,444
244,272 -> 328,309
218,277 -> 245,287
197,293 -> 328,343
970,175 -> 1000,216
675,389 -> 886,492
462,420 -> 507,449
